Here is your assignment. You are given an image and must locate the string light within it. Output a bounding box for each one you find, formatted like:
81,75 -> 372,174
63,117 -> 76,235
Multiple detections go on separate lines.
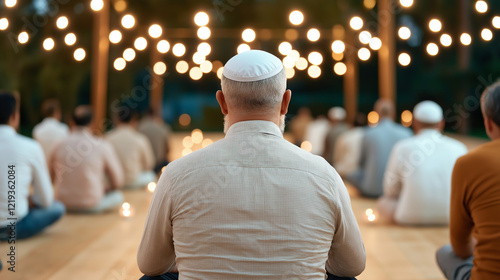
493,16 -> 500,29
5,0 -> 16,8
123,48 -> 136,61
358,48 -> 371,61
148,24 -> 162,38
121,14 -> 135,29
350,16 -> 363,30
307,65 -> 321,78
191,129 -> 204,144
56,16 -> 69,29
157,40 -> 170,53
481,28 -> 493,41
369,37 -> 382,50
308,52 -> 323,65
200,60 -> 213,73
114,58 -> 126,71
289,10 -> 304,25
475,1 -> 488,13
398,53 -> 411,66
296,57 -> 308,70
147,182 -> 156,192
364,0 -> 376,9
460,33 -> 472,46
197,27 -> 211,40
90,0 -> 104,11
331,40 -> 345,53
242,28 -> 256,42
440,34 -> 452,47
114,0 -> 127,12
334,62 -> 347,76
189,67 -> 203,80
401,110 -> 413,125
202,138 -> 213,148
109,30 -> 122,44
0,18 -> 9,30
172,43 -> 186,57
400,0 -> 413,7
182,148 -> 193,157
74,48 -> 86,61
176,61 -> 189,74
429,19 -> 442,32
192,52 -> 206,64
134,37 -> 147,51
426,43 -> 439,56
279,42 -> 292,55
283,56 -> 295,69
398,27 -> 411,40
194,12 -> 209,26
179,114 -> 191,126
18,32 -> 29,44
64,33 -> 77,46
300,141 -> 313,152
289,50 -> 300,61
43,38 -> 55,51
237,43 -> 251,54
307,28 -> 320,42
153,62 -> 167,75
197,42 -> 211,56
359,31 -> 372,44
367,111 -> 379,125
217,67 -> 224,79
285,68 -> 295,79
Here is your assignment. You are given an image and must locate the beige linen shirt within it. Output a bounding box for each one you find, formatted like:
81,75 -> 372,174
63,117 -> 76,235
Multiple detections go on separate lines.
50,129 -> 124,209
138,121 -> 365,279
105,125 -> 155,185
33,117 -> 69,159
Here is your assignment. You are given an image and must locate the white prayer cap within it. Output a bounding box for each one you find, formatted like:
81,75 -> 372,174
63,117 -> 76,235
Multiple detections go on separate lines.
222,50 -> 284,82
413,100 -> 443,123
328,107 -> 346,121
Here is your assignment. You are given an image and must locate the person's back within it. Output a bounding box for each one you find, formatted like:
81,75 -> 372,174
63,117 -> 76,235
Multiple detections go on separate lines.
137,112 -> 170,170
138,50 -> 365,280
33,99 -> 69,159
385,131 -> 467,224
358,119 -> 412,197
51,106 -> 124,212
334,127 -> 364,177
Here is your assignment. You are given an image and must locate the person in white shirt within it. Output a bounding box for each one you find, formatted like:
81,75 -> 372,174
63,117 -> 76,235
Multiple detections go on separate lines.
106,107 -> 156,189
323,107 -> 350,165
50,106 -> 125,213
0,91 -> 65,241
32,99 -> 69,160
305,115 -> 330,155
378,101 -> 467,225
334,113 -> 366,178
137,50 -> 365,280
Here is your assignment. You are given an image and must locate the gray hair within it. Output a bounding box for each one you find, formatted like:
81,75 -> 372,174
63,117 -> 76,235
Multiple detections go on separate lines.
221,68 -> 287,113
481,80 -> 500,127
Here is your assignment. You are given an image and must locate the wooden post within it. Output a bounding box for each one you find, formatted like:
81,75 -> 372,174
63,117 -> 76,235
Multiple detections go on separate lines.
90,0 -> 110,133
344,28 -> 359,124
457,0 -> 471,134
149,42 -> 164,117
378,0 -> 396,102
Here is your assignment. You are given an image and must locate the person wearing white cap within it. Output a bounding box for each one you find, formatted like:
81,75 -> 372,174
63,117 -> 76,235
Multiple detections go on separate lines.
138,50 -> 365,280
323,107 -> 350,165
377,100 -> 467,225
347,99 -> 412,197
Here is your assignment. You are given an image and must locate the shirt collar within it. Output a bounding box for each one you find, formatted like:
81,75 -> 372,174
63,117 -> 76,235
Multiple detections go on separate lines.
0,125 -> 16,136
225,120 -> 283,139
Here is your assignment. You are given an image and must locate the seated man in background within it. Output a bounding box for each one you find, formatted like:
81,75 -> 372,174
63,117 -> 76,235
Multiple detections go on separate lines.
33,98 -> 69,160
378,101 -> 467,225
348,99 -> 412,197
50,106 -> 124,213
437,82 -> 500,279
137,50 -> 365,280
334,113 -> 366,178
137,108 -> 171,174
106,106 -> 156,189
0,91 -> 65,241
323,107 -> 350,165
289,107 -> 313,146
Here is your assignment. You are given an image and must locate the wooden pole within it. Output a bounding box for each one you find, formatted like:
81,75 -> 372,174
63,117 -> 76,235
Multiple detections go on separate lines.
149,42 -> 164,117
344,28 -> 359,124
90,0 -> 110,133
378,0 -> 396,102
457,0 -> 471,134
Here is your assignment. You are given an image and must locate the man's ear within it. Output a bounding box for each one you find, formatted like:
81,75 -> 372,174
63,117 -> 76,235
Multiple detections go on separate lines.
484,115 -> 494,136
216,90 -> 229,115
280,90 -> 292,115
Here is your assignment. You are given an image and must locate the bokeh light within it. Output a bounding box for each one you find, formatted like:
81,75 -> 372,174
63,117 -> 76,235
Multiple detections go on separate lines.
398,26 -> 411,40
350,16 -> 363,30
197,42 -> 211,56
307,28 -> 321,42
237,43 -> 251,54
334,62 -> 347,76
359,31 -> 372,44
400,0 -> 413,7
179,114 -> 191,126
0,18 -> 8,30
172,43 -> 186,57
475,1 -> 488,13
285,68 -> 295,79
90,0 -> 104,11
301,141 -> 313,152
200,60 -> 213,73
189,67 -> 203,80
109,30 -> 122,44
289,10 -> 304,25
194,12 -> 209,26
296,57 -> 308,70
123,48 -> 136,61
367,111 -> 379,125
18,31 -> 29,44
398,53 -> 411,66
191,129 -> 204,144
56,16 -> 69,29
481,28 -> 493,41
134,37 -> 147,51
153,62 -> 167,75
5,0 -> 16,8
64,33 -> 76,46
331,40 -> 345,53
43,38 -> 55,51
440,34 -> 452,47
358,48 -> 371,61
121,14 -> 135,29
74,48 -> 86,61
148,24 -> 162,38
369,37 -> 382,50
114,57 -> 126,71
202,138 -> 213,148
307,65 -> 321,78
308,52 -> 323,65
279,42 -> 292,55
197,27 -> 211,40
493,16 -> 500,29
242,28 -> 256,42
157,40 -> 170,53
176,61 -> 189,74
429,19 -> 442,32
426,43 -> 439,56
460,33 -> 472,45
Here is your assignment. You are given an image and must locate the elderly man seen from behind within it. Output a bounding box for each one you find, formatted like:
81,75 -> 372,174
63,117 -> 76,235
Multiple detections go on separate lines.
378,101 -> 467,225
137,50 -> 365,280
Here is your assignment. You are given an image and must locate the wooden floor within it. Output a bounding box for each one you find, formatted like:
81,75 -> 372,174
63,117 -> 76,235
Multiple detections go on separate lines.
0,132 -> 486,280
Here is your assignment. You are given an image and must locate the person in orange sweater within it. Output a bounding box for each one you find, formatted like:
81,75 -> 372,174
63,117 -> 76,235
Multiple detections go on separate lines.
436,81 -> 500,280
